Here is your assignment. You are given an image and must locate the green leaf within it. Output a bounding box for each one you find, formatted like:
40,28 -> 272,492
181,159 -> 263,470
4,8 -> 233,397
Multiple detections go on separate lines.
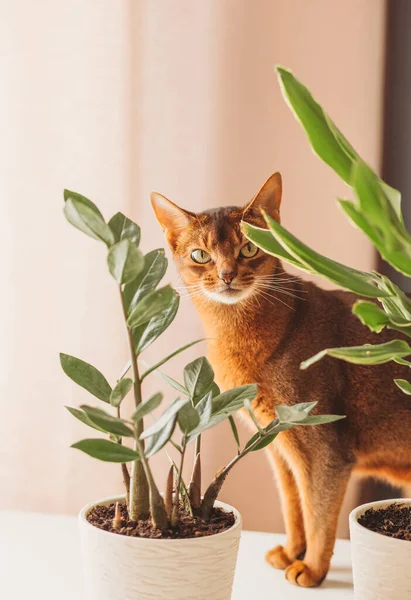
140,339 -> 206,382
127,285 -> 177,329
60,353 -> 112,402
64,190 -> 104,218
292,401 -> 318,414
301,339 -> 411,370
262,212 -> 387,298
63,196 -> 114,246
144,414 -> 178,458
242,222 -> 310,272
295,414 -> 345,426
123,249 -> 167,313
140,398 -> 189,440
71,438 -> 140,462
132,393 -> 163,422
276,405 -> 308,423
65,406 -> 106,433
394,379 -> 411,395
228,416 -> 240,452
244,431 -> 279,452
80,405 -> 135,437
244,399 -> 263,431
276,66 -> 353,183
107,240 -> 144,285
108,212 -> 141,246
178,402 -> 200,434
210,382 -> 221,398
110,378 -> 133,407
132,290 -> 180,355
183,357 -> 214,403
154,370 -> 188,395
394,357 -> 411,367
352,301 -> 390,333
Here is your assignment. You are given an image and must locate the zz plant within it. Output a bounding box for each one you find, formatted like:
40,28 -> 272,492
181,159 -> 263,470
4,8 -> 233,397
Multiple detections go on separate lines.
62,190 -> 343,531
244,67 -> 411,391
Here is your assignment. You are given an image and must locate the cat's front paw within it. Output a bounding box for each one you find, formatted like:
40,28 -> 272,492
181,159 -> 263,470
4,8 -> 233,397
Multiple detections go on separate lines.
285,560 -> 326,587
266,545 -> 292,570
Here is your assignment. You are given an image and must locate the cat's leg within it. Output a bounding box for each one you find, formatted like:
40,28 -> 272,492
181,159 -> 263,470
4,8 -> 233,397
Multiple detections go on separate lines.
265,447 -> 306,570
284,452 -> 353,587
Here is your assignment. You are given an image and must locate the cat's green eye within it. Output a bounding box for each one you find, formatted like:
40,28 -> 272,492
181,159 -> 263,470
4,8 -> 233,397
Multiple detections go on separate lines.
191,249 -> 212,264
240,242 -> 259,258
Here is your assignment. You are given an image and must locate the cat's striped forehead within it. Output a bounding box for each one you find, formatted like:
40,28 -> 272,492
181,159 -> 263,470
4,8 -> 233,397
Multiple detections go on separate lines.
191,206 -> 244,248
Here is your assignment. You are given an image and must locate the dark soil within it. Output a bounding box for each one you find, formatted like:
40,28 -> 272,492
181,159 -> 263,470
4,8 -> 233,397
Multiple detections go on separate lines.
87,502 -> 235,539
358,503 -> 411,541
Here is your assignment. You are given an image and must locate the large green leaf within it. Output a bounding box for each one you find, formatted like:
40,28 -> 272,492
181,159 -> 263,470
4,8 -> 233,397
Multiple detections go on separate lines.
107,240 -> 144,285
108,212 -> 141,246
132,290 -> 180,355
71,438 -> 140,462
140,398 -> 189,440
177,402 -> 200,434
63,194 -> 114,246
110,377 -> 133,407
394,379 -> 411,395
65,406 -> 106,433
80,405 -> 135,437
183,357 -> 214,403
260,212 -> 387,298
64,190 -> 104,218
60,353 -> 112,402
127,285 -> 176,329
301,339 -> 411,370
132,392 -> 163,423
352,301 -> 390,334
144,414 -> 178,458
123,249 -> 167,313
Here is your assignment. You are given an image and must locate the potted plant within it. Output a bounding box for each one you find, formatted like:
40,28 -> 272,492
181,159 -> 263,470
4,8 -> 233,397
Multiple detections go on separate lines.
61,191 -> 342,600
244,67 -> 411,599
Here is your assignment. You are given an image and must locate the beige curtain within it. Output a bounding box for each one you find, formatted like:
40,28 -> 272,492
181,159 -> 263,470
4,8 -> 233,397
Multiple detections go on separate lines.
1,0 -> 385,536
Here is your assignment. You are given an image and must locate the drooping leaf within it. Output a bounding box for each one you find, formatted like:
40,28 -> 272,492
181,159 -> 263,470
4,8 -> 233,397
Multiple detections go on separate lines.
107,239 -> 144,285
123,249 -> 167,313
140,398 -> 189,440
261,212 -> 388,299
80,405 -> 134,437
60,353 -> 112,403
110,377 -> 133,407
132,290 -> 180,355
71,438 -> 140,462
276,405 -> 308,423
294,414 -> 345,426
183,357 -> 214,403
144,414 -> 178,458
244,398 -> 263,431
154,369 -> 188,395
352,301 -> 390,333
127,285 -> 177,329
132,393 -> 163,423
140,339 -> 206,382
65,406 -> 106,433
394,379 -> 411,395
228,416 -> 240,452
177,402 -> 200,434
108,212 -> 141,246
301,340 -> 411,370
63,195 -> 114,246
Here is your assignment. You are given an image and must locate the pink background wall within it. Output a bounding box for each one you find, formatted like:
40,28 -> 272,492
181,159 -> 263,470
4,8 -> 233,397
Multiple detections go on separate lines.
1,0 -> 386,537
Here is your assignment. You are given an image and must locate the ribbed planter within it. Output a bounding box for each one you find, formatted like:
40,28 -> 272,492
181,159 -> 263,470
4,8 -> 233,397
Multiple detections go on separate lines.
349,498 -> 411,600
79,494 -> 242,600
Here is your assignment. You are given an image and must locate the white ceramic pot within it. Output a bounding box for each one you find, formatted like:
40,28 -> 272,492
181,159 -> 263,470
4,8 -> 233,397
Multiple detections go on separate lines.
349,498 -> 411,600
79,494 -> 242,600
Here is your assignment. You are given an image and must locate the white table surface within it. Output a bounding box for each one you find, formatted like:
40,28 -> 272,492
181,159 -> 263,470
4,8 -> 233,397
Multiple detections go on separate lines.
0,511 -> 354,599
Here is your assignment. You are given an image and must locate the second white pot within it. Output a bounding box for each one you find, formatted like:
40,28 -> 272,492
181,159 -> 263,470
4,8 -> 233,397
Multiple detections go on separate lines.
349,498 -> 411,600
79,495 -> 242,600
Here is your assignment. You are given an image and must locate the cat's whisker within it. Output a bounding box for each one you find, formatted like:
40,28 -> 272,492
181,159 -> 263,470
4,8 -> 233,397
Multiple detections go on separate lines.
255,287 -> 295,311
255,284 -> 308,301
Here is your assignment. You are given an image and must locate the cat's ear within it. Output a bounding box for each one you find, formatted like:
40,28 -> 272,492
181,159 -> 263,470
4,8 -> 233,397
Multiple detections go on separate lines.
243,172 -> 282,222
150,192 -> 195,248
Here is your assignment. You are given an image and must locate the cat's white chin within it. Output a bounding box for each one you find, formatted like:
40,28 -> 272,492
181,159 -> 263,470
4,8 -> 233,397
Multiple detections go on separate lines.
202,286 -> 254,305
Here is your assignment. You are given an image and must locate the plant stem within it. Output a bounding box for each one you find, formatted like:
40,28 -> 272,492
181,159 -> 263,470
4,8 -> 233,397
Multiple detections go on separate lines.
116,408 -> 130,506
165,465 -> 174,518
172,436 -> 187,527
201,431 -> 268,519
119,287 -> 149,520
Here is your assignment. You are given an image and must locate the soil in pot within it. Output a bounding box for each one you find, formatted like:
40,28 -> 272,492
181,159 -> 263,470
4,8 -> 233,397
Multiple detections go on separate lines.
358,503 -> 411,541
87,502 -> 235,539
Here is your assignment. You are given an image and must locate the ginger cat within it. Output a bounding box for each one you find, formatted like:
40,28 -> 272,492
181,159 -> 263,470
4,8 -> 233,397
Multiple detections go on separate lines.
151,173 -> 411,587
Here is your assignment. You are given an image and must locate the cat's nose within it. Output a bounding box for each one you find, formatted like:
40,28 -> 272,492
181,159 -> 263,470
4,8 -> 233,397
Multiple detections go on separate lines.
218,270 -> 237,285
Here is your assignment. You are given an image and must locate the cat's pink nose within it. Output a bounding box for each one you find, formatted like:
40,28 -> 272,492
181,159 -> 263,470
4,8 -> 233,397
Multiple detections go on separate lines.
219,270 -> 237,285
